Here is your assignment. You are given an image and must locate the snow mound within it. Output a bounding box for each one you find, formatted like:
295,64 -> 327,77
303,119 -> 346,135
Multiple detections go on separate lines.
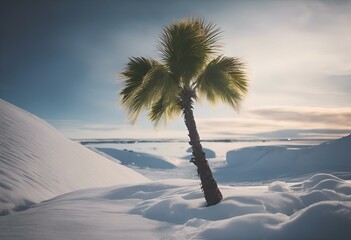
96,148 -> 176,169
182,201 -> 351,240
0,174 -> 350,239
298,135 -> 351,170
302,173 -> 351,195
221,136 -> 351,182
268,181 -> 291,192
0,99 -> 148,214
186,147 -> 216,158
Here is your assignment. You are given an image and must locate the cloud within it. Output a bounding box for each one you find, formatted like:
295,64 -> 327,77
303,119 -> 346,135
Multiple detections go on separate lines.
323,74 -> 351,95
50,104 -> 350,140
215,0 -> 351,108
50,120 -> 187,140
194,106 -> 350,139
250,106 -> 351,127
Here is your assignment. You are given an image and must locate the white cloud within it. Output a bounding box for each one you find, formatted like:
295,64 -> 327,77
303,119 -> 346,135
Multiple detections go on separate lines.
211,0 -> 351,108
194,105 -> 351,139
52,120 -> 187,140
53,105 -> 350,140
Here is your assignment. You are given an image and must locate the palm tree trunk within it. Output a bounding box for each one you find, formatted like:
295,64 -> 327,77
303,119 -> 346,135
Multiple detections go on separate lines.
180,89 -> 223,206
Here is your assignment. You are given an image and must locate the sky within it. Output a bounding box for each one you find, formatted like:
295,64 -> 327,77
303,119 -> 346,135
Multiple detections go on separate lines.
1,0 -> 350,140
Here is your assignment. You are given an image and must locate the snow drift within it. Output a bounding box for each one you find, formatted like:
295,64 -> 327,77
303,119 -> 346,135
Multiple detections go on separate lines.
219,135 -> 351,182
0,99 -> 148,214
96,148 -> 176,169
0,173 -> 350,239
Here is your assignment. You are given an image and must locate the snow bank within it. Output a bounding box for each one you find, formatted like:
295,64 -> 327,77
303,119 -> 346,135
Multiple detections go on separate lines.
186,147 -> 216,158
96,148 -> 176,169
0,99 -> 148,214
0,173 -> 350,239
298,135 -> 351,171
220,135 -> 351,182
181,174 -> 351,240
134,174 -> 351,240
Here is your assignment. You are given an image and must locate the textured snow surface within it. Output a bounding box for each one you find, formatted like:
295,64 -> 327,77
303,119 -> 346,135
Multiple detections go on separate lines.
220,135 -> 351,182
0,174 -> 350,240
96,148 -> 176,169
0,99 -> 148,214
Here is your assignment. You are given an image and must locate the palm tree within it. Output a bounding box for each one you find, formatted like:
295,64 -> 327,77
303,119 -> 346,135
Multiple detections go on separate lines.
120,18 -> 248,206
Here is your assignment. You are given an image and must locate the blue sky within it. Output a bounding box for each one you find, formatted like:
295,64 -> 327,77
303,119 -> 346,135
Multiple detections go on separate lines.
1,0 -> 350,139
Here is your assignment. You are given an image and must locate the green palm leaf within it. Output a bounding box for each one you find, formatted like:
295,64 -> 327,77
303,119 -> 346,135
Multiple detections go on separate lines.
121,59 -> 180,123
120,57 -> 158,106
148,96 -> 182,125
120,19 -> 248,124
196,56 -> 248,109
158,18 -> 221,86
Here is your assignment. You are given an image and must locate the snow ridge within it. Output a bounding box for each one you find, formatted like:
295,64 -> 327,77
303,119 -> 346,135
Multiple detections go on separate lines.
221,135 -> 351,182
0,99 -> 148,214
1,174 -> 350,240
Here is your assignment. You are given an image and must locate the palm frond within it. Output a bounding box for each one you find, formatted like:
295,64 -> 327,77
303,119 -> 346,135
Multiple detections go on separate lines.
120,18 -> 248,127
120,57 -> 158,106
158,18 -> 222,85
148,95 -> 182,126
121,60 -> 181,123
196,56 -> 248,109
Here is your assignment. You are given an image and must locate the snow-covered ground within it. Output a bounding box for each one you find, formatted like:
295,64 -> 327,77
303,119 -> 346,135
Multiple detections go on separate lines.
1,98 -> 350,239
90,136 -> 351,183
0,99 -> 147,215
219,135 -> 351,182
1,174 -> 350,239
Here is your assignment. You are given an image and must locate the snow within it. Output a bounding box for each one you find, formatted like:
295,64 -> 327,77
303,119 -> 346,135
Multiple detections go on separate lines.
0,99 -> 148,215
1,174 -> 350,239
95,147 -> 176,169
1,98 -> 350,239
220,135 -> 351,182
186,147 -> 216,158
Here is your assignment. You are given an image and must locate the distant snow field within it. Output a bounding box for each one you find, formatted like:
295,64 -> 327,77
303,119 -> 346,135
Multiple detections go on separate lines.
1,98 -> 350,239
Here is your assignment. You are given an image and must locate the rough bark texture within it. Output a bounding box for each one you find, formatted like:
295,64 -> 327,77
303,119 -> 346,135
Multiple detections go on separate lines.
180,89 -> 223,206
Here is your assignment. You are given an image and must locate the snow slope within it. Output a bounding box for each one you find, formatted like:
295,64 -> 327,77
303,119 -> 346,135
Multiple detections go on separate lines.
96,148 -> 176,169
298,135 -> 351,171
219,135 -> 351,182
0,173 -> 350,239
0,99 -> 148,214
